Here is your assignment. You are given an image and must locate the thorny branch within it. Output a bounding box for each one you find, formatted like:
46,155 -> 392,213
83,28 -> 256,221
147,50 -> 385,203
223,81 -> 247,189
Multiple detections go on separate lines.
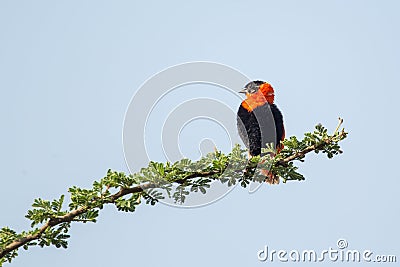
0,118 -> 347,264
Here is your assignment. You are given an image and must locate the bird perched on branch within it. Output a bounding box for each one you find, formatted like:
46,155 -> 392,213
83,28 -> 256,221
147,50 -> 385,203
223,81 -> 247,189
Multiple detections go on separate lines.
237,81 -> 285,184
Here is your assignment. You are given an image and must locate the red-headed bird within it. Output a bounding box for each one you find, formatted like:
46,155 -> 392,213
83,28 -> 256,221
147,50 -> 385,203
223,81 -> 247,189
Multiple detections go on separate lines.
237,81 -> 285,183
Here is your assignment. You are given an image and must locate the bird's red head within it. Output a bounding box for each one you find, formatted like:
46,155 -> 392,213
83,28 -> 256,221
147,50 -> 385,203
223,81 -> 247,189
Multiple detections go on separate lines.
239,81 -> 275,112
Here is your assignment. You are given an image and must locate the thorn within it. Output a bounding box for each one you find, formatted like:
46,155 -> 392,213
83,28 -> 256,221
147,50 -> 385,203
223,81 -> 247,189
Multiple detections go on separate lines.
334,117 -> 344,135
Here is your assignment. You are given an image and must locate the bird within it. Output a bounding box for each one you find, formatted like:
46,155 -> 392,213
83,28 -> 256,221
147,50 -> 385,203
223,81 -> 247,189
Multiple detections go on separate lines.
236,80 -> 285,184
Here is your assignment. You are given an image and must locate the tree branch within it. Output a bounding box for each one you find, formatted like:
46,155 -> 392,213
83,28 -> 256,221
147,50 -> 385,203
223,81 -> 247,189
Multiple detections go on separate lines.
0,119 -> 347,264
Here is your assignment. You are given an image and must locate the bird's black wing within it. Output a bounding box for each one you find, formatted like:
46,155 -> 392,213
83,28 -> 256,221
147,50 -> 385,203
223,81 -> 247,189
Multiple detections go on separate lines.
269,103 -> 285,148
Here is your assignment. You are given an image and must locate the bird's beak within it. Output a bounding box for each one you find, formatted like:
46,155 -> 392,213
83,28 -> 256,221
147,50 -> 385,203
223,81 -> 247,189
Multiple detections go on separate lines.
238,88 -> 247,94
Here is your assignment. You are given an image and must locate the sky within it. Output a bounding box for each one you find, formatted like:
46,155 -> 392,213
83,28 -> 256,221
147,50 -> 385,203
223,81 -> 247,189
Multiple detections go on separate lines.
0,0 -> 399,266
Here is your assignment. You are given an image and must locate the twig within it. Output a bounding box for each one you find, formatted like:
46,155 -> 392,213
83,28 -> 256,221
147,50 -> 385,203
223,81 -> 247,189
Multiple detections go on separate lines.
278,118 -> 346,165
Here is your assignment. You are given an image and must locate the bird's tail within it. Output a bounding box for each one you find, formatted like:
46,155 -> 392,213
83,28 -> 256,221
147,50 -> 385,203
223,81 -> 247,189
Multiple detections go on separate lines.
261,167 -> 279,184
260,143 -> 284,184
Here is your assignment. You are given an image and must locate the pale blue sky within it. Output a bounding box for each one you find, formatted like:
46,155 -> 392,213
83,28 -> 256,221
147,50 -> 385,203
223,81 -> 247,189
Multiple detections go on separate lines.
1,1 -> 399,266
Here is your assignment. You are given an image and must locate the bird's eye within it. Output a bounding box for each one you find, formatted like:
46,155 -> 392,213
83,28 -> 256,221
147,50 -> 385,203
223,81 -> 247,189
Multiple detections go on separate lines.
249,87 -> 258,94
